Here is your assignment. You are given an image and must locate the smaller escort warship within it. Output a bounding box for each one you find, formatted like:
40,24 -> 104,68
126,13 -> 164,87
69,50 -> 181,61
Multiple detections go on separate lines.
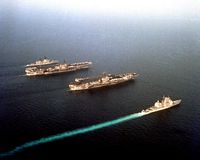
25,59 -> 92,76
26,57 -> 59,67
68,72 -> 138,91
141,96 -> 181,115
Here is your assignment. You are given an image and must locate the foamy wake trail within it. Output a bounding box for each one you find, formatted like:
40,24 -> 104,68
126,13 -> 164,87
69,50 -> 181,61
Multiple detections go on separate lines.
0,112 -> 144,158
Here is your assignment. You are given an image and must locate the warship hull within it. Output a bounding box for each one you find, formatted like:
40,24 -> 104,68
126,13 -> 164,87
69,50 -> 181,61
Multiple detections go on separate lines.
141,99 -> 181,115
69,73 -> 138,91
25,62 -> 92,76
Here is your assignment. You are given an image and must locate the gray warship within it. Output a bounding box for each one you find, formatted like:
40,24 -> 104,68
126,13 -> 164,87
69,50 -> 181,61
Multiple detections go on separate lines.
141,96 -> 181,115
68,72 -> 139,91
26,58 -> 59,67
25,58 -> 92,76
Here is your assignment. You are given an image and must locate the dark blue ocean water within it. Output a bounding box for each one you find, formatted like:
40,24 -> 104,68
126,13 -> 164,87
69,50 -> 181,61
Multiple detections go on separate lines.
0,3 -> 200,160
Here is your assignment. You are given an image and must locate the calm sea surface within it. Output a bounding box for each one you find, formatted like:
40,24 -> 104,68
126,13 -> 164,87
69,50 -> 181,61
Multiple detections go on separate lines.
0,3 -> 200,160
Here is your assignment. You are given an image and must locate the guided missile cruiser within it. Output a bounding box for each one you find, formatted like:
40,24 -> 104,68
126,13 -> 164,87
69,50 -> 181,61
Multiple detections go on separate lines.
141,96 -> 181,115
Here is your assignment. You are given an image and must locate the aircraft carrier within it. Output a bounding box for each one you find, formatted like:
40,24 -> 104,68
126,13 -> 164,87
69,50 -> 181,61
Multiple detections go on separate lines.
25,58 -> 92,76
68,72 -> 138,91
